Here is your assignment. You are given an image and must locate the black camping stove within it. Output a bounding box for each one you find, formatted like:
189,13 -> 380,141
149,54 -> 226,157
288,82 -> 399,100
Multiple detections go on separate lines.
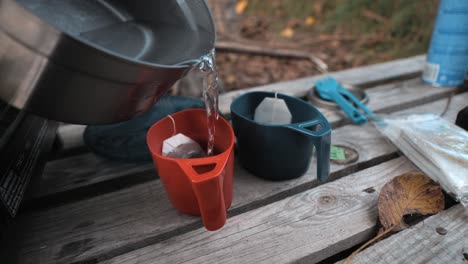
0,100 -> 57,234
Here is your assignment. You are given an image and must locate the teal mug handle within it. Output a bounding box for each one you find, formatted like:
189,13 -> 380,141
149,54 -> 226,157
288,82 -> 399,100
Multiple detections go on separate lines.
287,120 -> 331,182
287,120 -> 330,137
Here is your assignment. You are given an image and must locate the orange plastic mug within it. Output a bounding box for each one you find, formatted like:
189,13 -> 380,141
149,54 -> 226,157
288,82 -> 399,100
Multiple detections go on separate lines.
146,109 -> 235,231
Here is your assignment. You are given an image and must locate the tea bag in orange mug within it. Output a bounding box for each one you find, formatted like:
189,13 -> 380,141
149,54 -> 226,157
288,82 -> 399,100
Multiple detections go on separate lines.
162,115 -> 206,159
162,133 -> 206,158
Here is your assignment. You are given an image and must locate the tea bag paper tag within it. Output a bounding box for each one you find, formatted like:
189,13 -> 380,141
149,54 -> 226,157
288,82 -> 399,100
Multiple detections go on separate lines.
254,97 -> 292,125
162,133 -> 206,159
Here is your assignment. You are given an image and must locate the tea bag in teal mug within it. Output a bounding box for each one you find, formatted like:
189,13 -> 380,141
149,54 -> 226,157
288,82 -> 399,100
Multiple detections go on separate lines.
254,93 -> 292,125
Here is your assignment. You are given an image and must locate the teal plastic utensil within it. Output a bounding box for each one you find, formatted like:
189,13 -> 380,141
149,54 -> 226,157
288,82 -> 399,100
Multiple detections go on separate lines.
315,77 -> 368,124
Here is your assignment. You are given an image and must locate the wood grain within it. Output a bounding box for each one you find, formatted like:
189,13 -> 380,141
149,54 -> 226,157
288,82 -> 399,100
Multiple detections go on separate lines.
100,89 -> 468,263
9,93 -> 467,264
348,204 -> 467,264
8,67 -> 468,263
27,153 -> 154,201
9,122 -> 397,264
103,158 -> 417,264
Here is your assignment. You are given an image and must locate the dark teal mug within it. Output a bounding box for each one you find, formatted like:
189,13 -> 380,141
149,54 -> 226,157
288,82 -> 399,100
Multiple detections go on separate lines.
230,92 -> 331,182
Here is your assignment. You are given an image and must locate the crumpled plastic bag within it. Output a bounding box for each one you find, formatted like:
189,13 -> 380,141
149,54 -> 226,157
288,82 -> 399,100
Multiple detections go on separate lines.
376,113 -> 468,207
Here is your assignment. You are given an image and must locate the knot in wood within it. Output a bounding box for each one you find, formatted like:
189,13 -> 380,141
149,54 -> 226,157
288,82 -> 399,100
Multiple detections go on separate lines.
436,227 -> 447,235
319,195 -> 335,205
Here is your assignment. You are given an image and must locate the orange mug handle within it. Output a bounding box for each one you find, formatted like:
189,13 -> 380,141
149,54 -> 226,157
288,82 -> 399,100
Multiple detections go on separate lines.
178,157 -> 227,231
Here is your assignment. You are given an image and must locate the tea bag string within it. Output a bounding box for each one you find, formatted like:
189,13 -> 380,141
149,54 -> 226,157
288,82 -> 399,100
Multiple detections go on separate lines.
272,92 -> 278,122
168,115 -> 176,136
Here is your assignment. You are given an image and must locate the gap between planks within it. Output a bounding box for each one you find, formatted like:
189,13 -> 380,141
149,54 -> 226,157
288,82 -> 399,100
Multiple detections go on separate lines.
341,204 -> 467,264
7,92 -> 468,264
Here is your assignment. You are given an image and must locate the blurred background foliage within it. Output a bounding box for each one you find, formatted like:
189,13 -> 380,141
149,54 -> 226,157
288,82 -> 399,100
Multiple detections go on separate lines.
192,0 -> 441,92
244,0 -> 439,63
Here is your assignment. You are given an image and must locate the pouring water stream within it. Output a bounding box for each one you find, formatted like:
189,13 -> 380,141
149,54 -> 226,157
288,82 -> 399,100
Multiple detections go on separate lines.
198,49 -> 219,156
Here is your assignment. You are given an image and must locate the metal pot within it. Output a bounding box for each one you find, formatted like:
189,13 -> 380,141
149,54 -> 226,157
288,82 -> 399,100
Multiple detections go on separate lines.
0,0 -> 215,124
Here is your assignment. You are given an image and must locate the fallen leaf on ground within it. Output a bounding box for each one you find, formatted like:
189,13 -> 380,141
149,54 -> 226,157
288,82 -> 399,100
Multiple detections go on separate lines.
344,172 -> 444,264
235,0 -> 248,15
280,27 -> 295,38
305,16 -> 316,26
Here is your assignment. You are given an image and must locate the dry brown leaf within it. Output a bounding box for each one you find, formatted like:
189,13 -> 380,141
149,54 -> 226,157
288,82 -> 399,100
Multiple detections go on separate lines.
344,172 -> 444,264
280,27 -> 295,38
235,0 -> 248,15
305,16 -> 316,26
378,172 -> 445,230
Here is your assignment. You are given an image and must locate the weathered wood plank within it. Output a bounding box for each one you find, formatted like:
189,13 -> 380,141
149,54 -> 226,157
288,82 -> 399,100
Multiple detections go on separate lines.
391,93 -> 465,123
10,123 -> 397,264
8,93 -> 467,264
348,204 -> 467,264
103,158 -> 417,264
34,78 -> 462,202
27,154 -> 154,201
218,55 -> 425,114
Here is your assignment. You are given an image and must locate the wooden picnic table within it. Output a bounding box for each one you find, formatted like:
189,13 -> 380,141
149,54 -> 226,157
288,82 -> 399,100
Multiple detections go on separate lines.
2,55 -> 468,264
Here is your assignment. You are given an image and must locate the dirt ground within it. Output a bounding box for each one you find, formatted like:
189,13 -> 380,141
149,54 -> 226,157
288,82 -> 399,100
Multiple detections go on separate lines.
174,0 -> 438,95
